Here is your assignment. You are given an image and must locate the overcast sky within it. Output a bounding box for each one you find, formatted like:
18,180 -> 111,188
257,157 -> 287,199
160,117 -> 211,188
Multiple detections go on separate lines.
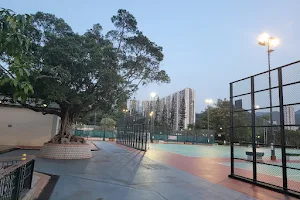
3,0 -> 300,112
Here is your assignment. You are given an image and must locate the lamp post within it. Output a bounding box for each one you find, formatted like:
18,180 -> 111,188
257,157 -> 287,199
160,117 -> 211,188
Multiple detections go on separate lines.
205,99 -> 213,143
102,117 -> 107,141
258,32 -> 279,160
149,92 -> 158,142
149,92 -> 158,117
93,112 -> 96,140
149,111 -> 154,142
122,109 -> 128,144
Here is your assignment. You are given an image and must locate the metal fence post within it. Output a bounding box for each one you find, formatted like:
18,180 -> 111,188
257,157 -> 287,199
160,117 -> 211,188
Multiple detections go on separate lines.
12,167 -> 22,200
28,160 -> 35,189
278,68 -> 288,190
230,83 -> 234,175
141,125 -> 143,150
144,124 -> 147,151
251,76 -> 257,182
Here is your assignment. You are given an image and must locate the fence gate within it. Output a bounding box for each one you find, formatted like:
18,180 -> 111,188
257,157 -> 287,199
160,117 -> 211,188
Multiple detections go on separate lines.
229,60 -> 300,198
116,124 -> 149,151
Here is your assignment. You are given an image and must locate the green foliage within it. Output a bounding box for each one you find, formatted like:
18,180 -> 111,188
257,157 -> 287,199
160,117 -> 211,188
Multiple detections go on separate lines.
178,96 -> 186,130
284,129 -> 300,146
154,97 -> 160,125
107,9 -> 170,88
99,117 -> 116,131
196,99 -> 251,141
161,104 -> 168,127
100,117 -> 116,126
187,124 -> 195,129
169,95 -> 176,130
0,9 -> 170,138
0,8 -> 33,101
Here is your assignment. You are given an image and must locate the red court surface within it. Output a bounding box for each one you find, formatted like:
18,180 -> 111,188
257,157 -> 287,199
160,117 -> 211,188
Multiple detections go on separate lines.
144,148 -> 298,200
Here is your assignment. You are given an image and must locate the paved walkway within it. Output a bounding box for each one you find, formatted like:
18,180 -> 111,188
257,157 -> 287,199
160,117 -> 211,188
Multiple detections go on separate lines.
0,142 -> 296,199
0,142 -> 254,200
0,145 -> 16,154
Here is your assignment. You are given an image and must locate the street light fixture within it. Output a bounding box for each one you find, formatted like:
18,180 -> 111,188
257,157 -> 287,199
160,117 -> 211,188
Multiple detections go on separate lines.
205,99 -> 213,105
150,92 -> 157,99
258,32 -> 279,160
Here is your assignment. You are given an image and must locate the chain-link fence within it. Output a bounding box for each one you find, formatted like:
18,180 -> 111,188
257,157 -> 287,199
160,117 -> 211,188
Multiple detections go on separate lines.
151,125 -> 215,144
74,129 -> 116,139
230,60 -> 300,197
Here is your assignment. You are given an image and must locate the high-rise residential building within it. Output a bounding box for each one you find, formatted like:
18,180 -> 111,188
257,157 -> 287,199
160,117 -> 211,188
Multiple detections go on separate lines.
160,88 -> 195,130
129,98 -> 140,115
141,98 -> 158,117
284,105 -> 296,130
234,99 -> 243,110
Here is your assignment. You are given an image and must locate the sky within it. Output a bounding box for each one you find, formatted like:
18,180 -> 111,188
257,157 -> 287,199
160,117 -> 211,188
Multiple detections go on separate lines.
2,0 -> 300,112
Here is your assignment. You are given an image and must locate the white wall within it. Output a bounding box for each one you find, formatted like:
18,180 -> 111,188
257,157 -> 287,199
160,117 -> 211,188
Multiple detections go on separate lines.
0,106 -> 59,146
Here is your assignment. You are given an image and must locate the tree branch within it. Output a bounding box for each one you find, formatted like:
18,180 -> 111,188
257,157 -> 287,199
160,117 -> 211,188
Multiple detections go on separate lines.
16,100 -> 62,117
0,64 -> 14,78
36,75 -> 60,80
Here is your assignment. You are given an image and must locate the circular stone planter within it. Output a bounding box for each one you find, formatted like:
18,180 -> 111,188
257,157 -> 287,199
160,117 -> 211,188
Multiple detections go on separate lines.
38,143 -> 92,159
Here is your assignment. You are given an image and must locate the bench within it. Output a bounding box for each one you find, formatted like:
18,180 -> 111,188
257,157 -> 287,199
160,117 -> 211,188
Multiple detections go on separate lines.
286,153 -> 300,161
245,151 -> 264,161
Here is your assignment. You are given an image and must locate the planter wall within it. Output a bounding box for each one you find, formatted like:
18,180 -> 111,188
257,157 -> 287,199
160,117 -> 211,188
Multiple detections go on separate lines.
38,143 -> 92,159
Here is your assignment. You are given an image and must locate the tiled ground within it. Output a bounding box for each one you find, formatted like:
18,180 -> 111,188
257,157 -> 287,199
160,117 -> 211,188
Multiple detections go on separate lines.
1,142 -> 297,200
0,142 -> 254,200
145,147 -> 297,200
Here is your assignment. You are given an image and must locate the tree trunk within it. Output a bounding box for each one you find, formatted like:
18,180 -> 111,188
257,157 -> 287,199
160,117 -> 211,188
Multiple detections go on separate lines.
48,108 -> 86,144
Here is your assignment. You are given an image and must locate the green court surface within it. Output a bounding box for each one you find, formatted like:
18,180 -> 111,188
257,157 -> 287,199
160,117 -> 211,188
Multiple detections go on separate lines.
151,144 -> 300,182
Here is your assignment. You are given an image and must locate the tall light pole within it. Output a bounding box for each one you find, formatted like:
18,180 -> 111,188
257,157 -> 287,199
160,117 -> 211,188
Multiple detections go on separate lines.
102,117 -> 107,141
122,109 -> 128,143
149,92 -> 158,116
205,99 -> 213,143
258,32 -> 280,160
149,111 -> 154,138
149,92 -> 158,142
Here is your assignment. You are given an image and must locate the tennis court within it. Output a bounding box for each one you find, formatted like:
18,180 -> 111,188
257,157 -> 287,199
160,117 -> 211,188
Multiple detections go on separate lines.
150,144 -> 300,184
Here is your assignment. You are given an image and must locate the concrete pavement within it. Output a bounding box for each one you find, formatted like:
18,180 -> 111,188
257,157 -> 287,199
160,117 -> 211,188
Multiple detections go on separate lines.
0,142 -> 254,200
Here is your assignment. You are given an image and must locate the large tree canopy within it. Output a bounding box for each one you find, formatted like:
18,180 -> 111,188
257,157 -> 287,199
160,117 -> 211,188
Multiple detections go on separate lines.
0,9 -> 170,144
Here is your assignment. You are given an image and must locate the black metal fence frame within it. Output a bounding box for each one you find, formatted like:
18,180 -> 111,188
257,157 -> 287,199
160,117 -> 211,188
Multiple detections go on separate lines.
0,156 -> 35,200
116,124 -> 149,151
229,60 -> 300,198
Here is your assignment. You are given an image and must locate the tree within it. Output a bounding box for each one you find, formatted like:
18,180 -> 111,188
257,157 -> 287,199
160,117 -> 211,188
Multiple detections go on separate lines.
161,104 -> 168,127
187,124 -> 195,129
169,95 -> 176,131
178,96 -> 186,130
99,117 -> 116,131
154,97 -> 160,125
0,9 -> 170,144
196,99 -> 250,141
0,8 -> 33,101
107,9 -> 170,88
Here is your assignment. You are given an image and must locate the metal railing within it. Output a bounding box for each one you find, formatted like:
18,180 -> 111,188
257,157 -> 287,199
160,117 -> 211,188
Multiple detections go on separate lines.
0,155 -> 35,200
116,124 -> 149,151
229,60 -> 300,198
